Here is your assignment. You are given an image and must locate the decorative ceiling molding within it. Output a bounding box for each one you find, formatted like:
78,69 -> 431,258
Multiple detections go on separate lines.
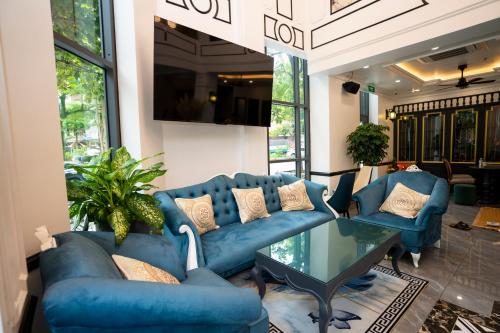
312,0 -> 428,49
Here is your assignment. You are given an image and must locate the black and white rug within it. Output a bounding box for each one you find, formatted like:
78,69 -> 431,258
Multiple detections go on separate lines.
231,265 -> 428,332
419,300 -> 500,333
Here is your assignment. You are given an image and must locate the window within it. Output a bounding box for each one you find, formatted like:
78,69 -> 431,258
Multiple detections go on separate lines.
397,116 -> 417,162
484,106 -> 500,163
359,91 -> 370,124
422,113 -> 444,162
51,0 -> 120,164
267,49 -> 310,179
451,109 -> 477,163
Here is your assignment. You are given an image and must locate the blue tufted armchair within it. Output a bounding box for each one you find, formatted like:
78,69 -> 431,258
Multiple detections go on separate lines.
352,171 -> 449,267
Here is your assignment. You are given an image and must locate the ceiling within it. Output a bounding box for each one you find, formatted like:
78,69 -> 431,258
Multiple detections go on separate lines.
348,37 -> 500,98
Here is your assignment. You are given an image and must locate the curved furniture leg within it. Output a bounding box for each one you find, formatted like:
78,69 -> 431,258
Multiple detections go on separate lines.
251,266 -> 266,299
411,252 -> 421,268
391,243 -> 405,276
317,298 -> 333,333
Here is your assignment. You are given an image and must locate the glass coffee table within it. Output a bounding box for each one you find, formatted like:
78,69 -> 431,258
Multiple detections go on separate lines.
251,218 -> 404,333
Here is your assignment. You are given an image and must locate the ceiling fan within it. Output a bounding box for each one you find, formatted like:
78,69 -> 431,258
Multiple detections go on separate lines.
438,64 -> 496,90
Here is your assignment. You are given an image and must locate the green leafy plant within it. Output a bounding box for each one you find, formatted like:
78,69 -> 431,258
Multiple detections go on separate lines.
346,123 -> 389,166
65,147 -> 166,244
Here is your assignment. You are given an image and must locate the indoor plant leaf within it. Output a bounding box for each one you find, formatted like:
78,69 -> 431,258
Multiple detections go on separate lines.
109,207 -> 131,245
126,193 -> 164,229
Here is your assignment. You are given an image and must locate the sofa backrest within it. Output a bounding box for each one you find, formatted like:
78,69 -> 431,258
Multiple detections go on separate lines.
385,171 -> 437,198
162,175 -> 240,227
161,173 -> 289,227
40,233 -> 122,290
234,173 -> 286,214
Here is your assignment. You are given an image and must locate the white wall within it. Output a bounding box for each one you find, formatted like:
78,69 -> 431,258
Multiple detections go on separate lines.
308,0 -> 500,75
116,0 -> 299,190
0,32 -> 28,333
0,0 -> 69,258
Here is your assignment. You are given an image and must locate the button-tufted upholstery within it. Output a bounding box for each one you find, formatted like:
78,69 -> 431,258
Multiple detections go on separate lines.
155,173 -> 335,277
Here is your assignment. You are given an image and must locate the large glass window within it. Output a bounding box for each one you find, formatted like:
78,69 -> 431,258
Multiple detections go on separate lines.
267,49 -> 310,179
451,109 -> 477,163
51,0 -> 120,164
422,113 -> 444,162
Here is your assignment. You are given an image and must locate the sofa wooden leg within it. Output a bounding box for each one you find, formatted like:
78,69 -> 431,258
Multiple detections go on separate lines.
411,252 -> 421,268
434,240 -> 441,249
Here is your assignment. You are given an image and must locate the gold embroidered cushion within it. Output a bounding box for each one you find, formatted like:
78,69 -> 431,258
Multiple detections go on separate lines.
175,194 -> 219,235
277,180 -> 315,211
231,187 -> 271,223
380,182 -> 430,219
112,255 -> 180,284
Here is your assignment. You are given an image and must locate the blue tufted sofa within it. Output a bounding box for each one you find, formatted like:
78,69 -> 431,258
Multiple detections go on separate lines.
154,173 -> 335,278
40,231 -> 268,333
352,171 -> 449,268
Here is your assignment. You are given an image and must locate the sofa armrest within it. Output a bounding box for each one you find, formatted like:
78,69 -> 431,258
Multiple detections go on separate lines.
154,192 -> 206,268
415,178 -> 449,227
352,176 -> 387,216
43,278 -> 262,329
280,173 -> 334,216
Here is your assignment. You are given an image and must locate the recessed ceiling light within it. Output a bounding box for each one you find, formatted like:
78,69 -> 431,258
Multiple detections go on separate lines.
431,46 -> 440,51
457,295 -> 463,300
223,80 -> 228,83
249,80 -> 254,84
411,88 -> 420,93
395,79 -> 401,83
363,65 -> 370,69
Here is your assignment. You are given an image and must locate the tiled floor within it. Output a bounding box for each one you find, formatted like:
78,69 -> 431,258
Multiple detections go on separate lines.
379,202 -> 500,333
28,201 -> 500,333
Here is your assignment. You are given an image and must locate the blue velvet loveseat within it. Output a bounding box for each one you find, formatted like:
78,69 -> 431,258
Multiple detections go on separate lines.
40,231 -> 268,333
154,173 -> 335,277
352,171 -> 449,268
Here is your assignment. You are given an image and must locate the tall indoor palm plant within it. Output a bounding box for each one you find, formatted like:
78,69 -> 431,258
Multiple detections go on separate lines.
65,147 -> 166,244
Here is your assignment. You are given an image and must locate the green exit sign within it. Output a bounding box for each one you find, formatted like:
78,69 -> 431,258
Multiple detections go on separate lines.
368,83 -> 376,93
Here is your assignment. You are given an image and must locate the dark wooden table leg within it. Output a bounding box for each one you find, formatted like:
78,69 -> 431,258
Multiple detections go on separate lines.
391,243 -> 405,276
318,298 -> 332,333
250,266 -> 266,299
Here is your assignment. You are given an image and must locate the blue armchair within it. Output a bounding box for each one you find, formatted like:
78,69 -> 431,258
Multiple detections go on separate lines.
40,231 -> 268,333
352,171 -> 449,267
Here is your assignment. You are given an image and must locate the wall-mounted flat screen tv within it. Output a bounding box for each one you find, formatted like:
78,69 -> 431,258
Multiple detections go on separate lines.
154,18 -> 274,127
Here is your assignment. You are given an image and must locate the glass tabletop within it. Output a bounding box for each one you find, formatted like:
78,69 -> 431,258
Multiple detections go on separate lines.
257,218 -> 399,283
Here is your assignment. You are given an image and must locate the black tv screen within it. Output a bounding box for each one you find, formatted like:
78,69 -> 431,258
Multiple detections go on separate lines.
154,18 -> 274,127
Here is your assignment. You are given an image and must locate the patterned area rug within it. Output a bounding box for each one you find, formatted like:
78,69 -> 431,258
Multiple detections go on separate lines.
419,300 -> 500,333
230,264 -> 428,333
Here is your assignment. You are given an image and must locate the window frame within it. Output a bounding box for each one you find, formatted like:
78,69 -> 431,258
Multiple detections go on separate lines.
52,0 -> 121,151
267,54 -> 311,179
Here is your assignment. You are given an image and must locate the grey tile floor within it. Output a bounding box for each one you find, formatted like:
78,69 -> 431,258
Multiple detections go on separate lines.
28,201 -> 500,333
378,202 -> 500,333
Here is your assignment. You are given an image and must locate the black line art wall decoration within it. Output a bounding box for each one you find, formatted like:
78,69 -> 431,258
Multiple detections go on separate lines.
165,0 -> 232,24
312,0 -> 428,49
264,0 -> 304,50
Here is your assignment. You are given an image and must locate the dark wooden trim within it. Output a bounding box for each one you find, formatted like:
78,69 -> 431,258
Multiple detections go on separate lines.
310,161 -> 392,177
18,295 -> 37,333
26,253 -> 40,272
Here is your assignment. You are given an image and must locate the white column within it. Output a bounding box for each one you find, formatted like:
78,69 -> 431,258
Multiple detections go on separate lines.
0,0 -> 69,258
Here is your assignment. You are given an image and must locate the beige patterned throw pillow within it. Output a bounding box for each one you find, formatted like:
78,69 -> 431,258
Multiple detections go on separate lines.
380,182 -> 430,219
232,187 -> 271,223
277,180 -> 315,211
112,255 -> 180,284
175,194 -> 219,235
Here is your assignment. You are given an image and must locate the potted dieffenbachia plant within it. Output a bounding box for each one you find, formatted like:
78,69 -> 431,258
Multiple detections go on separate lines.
65,147 -> 166,244
346,123 -> 389,166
